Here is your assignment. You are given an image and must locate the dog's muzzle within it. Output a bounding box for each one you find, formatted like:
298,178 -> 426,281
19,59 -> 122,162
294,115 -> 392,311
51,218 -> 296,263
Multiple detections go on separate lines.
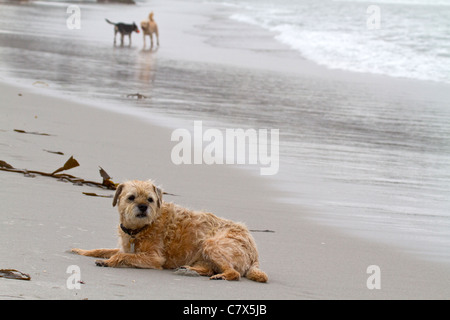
136,204 -> 148,218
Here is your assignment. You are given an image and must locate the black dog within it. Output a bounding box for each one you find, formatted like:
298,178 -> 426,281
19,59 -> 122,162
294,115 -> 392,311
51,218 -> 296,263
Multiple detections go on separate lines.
105,19 -> 140,46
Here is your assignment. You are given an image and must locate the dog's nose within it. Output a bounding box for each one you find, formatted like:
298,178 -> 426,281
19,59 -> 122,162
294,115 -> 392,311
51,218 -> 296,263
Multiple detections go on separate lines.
138,204 -> 148,212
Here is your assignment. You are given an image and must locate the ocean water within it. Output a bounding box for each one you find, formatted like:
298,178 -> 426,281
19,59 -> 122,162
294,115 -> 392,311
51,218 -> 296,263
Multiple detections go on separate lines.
209,0 -> 450,261
221,0 -> 450,84
0,0 -> 450,262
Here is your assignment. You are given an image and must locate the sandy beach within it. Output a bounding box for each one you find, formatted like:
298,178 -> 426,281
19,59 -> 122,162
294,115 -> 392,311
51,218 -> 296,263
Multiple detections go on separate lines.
2,80 -> 450,300
1,0 -> 450,301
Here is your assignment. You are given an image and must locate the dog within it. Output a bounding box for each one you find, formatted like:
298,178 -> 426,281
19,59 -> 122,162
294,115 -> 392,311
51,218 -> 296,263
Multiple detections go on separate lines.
140,12 -> 159,48
72,180 -> 268,282
105,19 -> 140,46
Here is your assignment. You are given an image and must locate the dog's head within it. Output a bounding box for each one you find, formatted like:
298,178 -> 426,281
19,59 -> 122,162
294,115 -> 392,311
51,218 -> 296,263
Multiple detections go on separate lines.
113,180 -> 163,229
133,22 -> 140,33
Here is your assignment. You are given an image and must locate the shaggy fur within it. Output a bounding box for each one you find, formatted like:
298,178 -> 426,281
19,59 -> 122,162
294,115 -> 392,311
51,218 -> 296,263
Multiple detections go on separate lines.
72,180 -> 268,282
140,12 -> 159,49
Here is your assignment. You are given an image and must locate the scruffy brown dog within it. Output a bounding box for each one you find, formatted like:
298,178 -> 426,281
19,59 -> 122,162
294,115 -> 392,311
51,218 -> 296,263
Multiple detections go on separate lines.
72,180 -> 268,282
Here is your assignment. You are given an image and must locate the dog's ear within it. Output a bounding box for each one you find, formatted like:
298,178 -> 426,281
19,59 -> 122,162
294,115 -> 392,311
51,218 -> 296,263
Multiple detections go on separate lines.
113,183 -> 124,207
153,184 -> 163,208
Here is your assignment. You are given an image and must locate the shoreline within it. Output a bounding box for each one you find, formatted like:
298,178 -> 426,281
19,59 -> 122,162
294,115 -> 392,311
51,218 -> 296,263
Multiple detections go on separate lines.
6,60 -> 450,265
1,0 -> 450,299
2,79 -> 450,299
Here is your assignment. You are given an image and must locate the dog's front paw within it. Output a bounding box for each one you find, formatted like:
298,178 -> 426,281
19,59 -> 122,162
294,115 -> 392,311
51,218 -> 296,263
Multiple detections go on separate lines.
71,248 -> 85,255
95,260 -> 109,267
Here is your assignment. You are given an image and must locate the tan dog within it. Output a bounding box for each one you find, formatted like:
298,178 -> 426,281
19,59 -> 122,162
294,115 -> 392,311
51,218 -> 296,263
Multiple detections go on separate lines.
72,180 -> 268,282
140,12 -> 159,49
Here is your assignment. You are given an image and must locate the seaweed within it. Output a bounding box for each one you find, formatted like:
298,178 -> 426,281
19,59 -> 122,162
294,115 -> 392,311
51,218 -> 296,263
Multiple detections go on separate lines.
82,192 -> 113,198
43,149 -> 64,155
126,93 -> 147,99
249,229 -> 275,233
0,157 -> 178,196
0,269 -> 31,281
0,156 -> 118,190
14,129 -> 51,136
0,160 -> 14,169
52,156 -> 80,175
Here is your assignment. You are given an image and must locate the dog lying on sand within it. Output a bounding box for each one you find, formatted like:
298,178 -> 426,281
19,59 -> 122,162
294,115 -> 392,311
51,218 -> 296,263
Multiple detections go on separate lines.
140,12 -> 159,48
105,19 -> 140,46
72,180 -> 268,282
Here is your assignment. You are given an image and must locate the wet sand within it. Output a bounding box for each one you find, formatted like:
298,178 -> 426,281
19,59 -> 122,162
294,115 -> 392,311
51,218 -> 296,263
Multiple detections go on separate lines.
1,0 -> 450,300
1,80 -> 450,299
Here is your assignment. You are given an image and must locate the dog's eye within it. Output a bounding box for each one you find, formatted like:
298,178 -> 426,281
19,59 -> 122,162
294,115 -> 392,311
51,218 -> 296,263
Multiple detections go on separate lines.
128,195 -> 135,201
148,197 -> 154,203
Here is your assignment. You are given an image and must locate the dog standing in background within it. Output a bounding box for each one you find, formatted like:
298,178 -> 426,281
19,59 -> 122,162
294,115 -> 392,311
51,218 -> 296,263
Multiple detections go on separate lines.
141,12 -> 159,49
72,180 -> 268,282
105,19 -> 140,46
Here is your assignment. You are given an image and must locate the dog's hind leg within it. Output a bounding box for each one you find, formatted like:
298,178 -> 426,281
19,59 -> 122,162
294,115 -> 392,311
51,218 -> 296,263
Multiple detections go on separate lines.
245,262 -> 268,283
71,248 -> 119,259
201,234 -> 247,281
210,269 -> 241,281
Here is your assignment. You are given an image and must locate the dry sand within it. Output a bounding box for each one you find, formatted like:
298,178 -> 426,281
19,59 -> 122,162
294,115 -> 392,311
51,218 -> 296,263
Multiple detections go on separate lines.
1,80 -> 450,300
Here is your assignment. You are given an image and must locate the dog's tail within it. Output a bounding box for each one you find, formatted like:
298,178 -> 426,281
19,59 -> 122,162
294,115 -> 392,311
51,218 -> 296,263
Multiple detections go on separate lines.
149,12 -> 154,21
245,263 -> 268,283
105,18 -> 115,25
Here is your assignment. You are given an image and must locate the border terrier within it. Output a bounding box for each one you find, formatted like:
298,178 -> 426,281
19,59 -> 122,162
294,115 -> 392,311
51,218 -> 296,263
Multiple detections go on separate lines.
72,180 -> 268,282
